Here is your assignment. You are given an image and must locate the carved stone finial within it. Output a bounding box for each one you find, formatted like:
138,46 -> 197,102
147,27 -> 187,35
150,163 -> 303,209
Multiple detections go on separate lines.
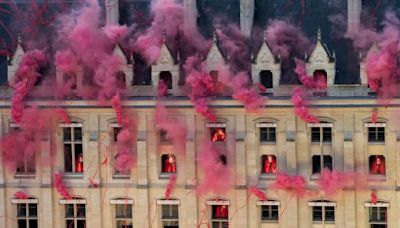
212,31 -> 218,43
17,32 -> 22,45
317,27 -> 321,41
263,30 -> 267,41
162,30 -> 167,43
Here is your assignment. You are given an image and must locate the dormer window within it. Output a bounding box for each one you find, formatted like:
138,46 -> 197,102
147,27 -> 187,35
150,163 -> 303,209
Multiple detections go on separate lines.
116,71 -> 126,89
313,70 -> 327,89
369,155 -> 386,175
259,70 -> 273,89
159,71 -> 172,89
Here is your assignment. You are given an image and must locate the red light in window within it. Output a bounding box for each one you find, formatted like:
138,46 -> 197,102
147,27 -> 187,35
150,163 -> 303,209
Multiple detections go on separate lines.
163,154 -> 177,173
370,155 -> 385,174
212,128 -> 226,142
263,155 -> 277,174
75,153 -> 83,173
214,205 -> 228,218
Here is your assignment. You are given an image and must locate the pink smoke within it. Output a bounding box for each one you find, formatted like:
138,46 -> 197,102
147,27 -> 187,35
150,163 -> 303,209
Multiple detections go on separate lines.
248,187 -> 267,201
183,56 -> 217,122
1,108 -> 50,171
266,20 -> 310,59
218,66 -> 265,112
294,59 -> 327,89
114,127 -> 136,174
56,108 -> 72,124
11,50 -> 46,123
371,191 -> 378,204
131,0 -> 184,64
111,93 -> 124,126
371,109 -> 378,123
273,173 -> 306,197
54,173 -> 72,200
55,0 -> 128,100
291,87 -> 319,123
164,174 -> 177,200
155,103 -> 186,156
196,139 -> 232,195
317,169 -> 355,196
14,191 -> 28,199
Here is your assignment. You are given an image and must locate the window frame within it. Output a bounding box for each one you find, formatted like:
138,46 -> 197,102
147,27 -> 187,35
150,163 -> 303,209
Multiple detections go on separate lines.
113,200 -> 133,228
60,123 -> 84,175
210,205 -> 229,228
10,123 -> 36,177
62,199 -> 86,228
160,204 -> 179,227
369,155 -> 386,176
260,154 -> 278,175
367,204 -> 388,227
367,127 -> 385,143
14,199 -> 38,228
256,122 -> 277,144
309,123 -> 333,144
206,123 -> 227,143
308,200 -> 336,224
109,123 -> 130,179
161,154 -> 177,175
311,155 -> 333,175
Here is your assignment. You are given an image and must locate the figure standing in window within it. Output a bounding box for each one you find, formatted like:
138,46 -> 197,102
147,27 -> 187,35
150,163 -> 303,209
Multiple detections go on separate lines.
370,155 -> 385,174
75,153 -> 83,173
214,205 -> 228,218
163,154 -> 176,173
212,128 -> 226,142
263,155 -> 277,174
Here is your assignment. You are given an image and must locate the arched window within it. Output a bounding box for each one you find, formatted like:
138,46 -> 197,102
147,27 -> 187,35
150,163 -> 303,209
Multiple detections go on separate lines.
313,70 -> 327,88
159,71 -> 172,89
369,155 -> 386,175
259,70 -> 273,89
116,71 -> 126,89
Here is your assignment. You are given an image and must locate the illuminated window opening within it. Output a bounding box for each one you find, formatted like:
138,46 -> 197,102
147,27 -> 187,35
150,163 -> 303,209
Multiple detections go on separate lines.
261,155 -> 277,174
161,154 -> 177,173
63,124 -> 83,174
211,127 -> 226,142
369,155 -> 386,175
211,205 -> 228,228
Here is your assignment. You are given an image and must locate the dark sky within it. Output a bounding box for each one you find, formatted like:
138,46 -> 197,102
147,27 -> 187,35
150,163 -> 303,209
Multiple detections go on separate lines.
1,0 -> 399,86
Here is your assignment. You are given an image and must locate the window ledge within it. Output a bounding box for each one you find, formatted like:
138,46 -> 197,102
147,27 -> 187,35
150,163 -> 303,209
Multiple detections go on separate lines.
311,142 -> 332,145
367,142 -> 385,145
14,174 -> 35,179
259,142 -> 277,145
261,220 -> 279,224
113,174 -> 130,179
63,173 -> 84,179
259,174 -> 276,180
368,175 -> 386,182
159,173 -> 176,179
310,174 -> 321,180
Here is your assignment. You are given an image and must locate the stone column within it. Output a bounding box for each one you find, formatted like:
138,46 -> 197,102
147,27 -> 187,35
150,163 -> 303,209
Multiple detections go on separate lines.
240,0 -> 254,37
183,0 -> 197,31
347,0 -> 361,33
106,0 -> 119,25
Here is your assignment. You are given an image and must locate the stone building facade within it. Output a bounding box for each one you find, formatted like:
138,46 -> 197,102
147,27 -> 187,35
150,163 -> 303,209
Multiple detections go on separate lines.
0,0 -> 397,228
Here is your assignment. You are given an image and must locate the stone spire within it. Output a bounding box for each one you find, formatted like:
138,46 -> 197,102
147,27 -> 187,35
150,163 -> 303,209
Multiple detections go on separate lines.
240,0 -> 254,37
105,0 -> 119,25
347,0 -> 361,33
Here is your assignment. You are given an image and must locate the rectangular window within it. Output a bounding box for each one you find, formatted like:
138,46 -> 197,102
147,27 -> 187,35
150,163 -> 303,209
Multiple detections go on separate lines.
369,206 -> 387,228
161,204 -> 179,228
63,125 -> 83,174
211,127 -> 226,142
17,203 -> 38,228
368,127 -> 385,143
261,205 -> 279,222
65,203 -> 86,228
259,127 -> 276,143
116,204 -> 133,228
16,154 -> 36,176
161,154 -> 177,173
312,155 -> 333,174
113,127 -> 122,142
369,155 -> 386,175
311,203 -> 335,223
311,127 -> 332,143
211,205 -> 228,228
261,155 -> 277,174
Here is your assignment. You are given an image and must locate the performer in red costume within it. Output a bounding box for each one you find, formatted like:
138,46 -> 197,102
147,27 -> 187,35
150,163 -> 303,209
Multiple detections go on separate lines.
370,155 -> 385,174
75,153 -> 83,173
212,128 -> 226,142
263,155 -> 277,174
163,154 -> 177,173
214,205 -> 228,218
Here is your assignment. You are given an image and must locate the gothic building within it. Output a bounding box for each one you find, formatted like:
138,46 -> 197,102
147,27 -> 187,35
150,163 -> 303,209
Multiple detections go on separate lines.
0,0 -> 398,228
